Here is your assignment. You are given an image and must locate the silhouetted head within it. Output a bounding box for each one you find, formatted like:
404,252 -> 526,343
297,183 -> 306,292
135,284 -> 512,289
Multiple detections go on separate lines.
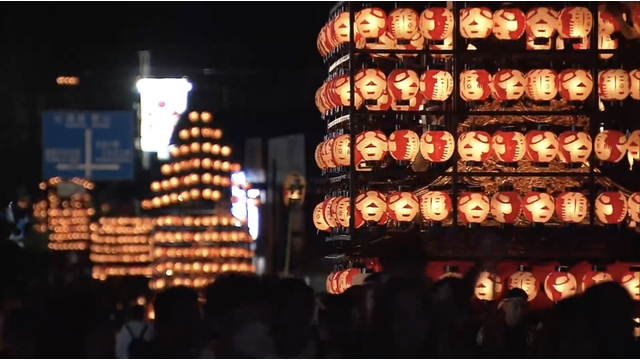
128,305 -> 145,322
204,272 -> 265,320
153,286 -> 200,333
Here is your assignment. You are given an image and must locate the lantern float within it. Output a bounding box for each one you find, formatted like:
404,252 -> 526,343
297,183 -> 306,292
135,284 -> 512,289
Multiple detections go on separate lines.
387,8 -> 420,42
594,130 -> 627,163
355,7 -> 388,41
458,131 -> 492,163
594,191 -> 628,224
475,271 -> 503,301
627,130 -> 640,168
313,203 -> 331,232
419,128 -> 455,162
331,134 -> 350,167
525,7 -> 558,43
598,69 -> 630,101
492,8 -> 526,40
458,192 -> 490,225
522,190 -> 555,224
490,189 -> 522,224
354,68 -> 387,102
460,69 -> 492,102
491,69 -> 526,101
508,265 -> 538,301
420,70 -> 454,101
525,69 -> 558,101
420,190 -> 452,222
354,130 -> 388,170
557,7 -> 593,39
628,192 -> 640,223
459,7 -> 494,39
555,191 -> 589,224
544,266 -> 577,302
525,129 -> 559,164
387,69 -> 420,102
581,265 -> 613,292
557,130 -> 592,164
630,69 -> 640,100
620,270 -> 640,301
355,191 -> 388,225
419,7 -> 454,41
387,191 -> 420,223
557,69 -> 593,102
491,129 -> 526,163
388,130 -> 419,162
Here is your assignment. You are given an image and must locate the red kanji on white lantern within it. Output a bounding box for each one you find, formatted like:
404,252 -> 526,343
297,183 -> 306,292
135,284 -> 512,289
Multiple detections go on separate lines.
522,191 -> 555,223
490,190 -> 522,224
458,131 -> 492,162
627,130 -> 640,166
598,34 -> 617,60
355,7 -> 388,39
627,192 -> 640,223
492,129 -> 526,163
594,130 -> 627,163
387,69 -> 420,101
526,130 -> 558,163
313,202 -> 331,232
335,197 -> 364,228
621,270 -> 640,301
388,130 -> 420,162
460,69 -> 492,101
557,6 -> 593,39
420,70 -> 453,101
387,8 -> 420,40
333,12 -> 362,45
582,267 -> 614,292
525,7 -> 558,39
420,190 -> 452,222
595,191 -> 627,224
420,129 -> 455,162
492,8 -> 526,40
460,7 -> 494,39
419,7 -> 454,40
355,190 -> 388,224
458,192 -> 490,224
598,10 -> 620,35
508,266 -> 539,301
544,268 -> 577,302
630,69 -> 640,100
331,134 -> 350,167
387,191 -> 420,222
354,130 -> 388,165
322,198 -> 338,228
355,68 -> 387,101
491,69 -> 526,101
315,142 -> 326,170
331,75 -> 363,108
557,130 -> 592,164
557,69 -> 593,102
525,69 -> 558,101
555,191 -> 588,223
321,139 -> 337,168
598,69 -> 630,101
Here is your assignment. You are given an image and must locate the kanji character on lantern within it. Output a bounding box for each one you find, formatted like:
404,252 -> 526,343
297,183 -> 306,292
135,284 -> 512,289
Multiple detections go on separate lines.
557,130 -> 592,164
387,191 -> 420,222
555,191 -> 588,223
598,10 -> 620,35
475,271 -> 503,301
321,138 -> 336,169
526,130 -> 558,163
598,34 -> 618,60
458,192 -> 490,224
629,193 -> 640,222
621,270 -> 640,301
315,142 -> 327,170
396,32 -> 425,58
313,202 -> 330,231
598,69 -> 630,101
355,68 -> 387,101
335,197 -> 364,228
544,267 -> 577,302
420,70 -> 453,101
355,7 -> 388,40
391,93 -> 423,111
582,266 -> 613,292
525,69 -> 558,101
331,134 -> 350,166
420,129 -> 455,162
420,190 -> 452,222
419,7 -> 454,40
594,130 -> 627,163
332,75 -> 363,108
595,191 -> 627,224
388,130 -> 419,162
333,12 -> 362,46
557,69 -> 593,101
630,69 -> 640,100
557,7 -> 593,39
491,69 -> 526,101
492,130 -> 526,163
387,8 -> 420,40
322,198 -> 338,228
354,130 -> 388,167
458,131 -> 492,162
522,191 -> 555,223
525,7 -> 558,40
627,130 -> 640,168
387,69 -> 420,101
460,69 -> 492,101
460,7 -> 494,39
492,8 -> 526,40
355,191 -> 388,225
317,25 -> 330,57
490,190 -> 522,224
508,266 -> 538,301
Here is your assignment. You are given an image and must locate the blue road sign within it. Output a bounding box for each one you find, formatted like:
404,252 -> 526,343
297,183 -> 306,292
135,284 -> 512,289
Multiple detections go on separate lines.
42,111 -> 135,180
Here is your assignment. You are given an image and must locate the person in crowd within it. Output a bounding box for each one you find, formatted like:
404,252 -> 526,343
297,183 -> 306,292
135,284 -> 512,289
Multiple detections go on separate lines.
477,287 -> 530,358
1,308 -> 36,358
115,305 -> 154,359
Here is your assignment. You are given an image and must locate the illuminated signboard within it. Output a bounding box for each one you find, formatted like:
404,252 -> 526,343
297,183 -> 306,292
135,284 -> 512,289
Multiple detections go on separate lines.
136,78 -> 192,158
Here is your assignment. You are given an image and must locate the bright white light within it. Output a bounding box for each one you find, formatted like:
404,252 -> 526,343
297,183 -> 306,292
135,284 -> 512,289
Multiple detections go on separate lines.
247,199 -> 259,240
247,189 -> 260,199
137,78 -> 192,154
231,171 -> 247,185
165,269 -> 173,276
231,186 -> 247,222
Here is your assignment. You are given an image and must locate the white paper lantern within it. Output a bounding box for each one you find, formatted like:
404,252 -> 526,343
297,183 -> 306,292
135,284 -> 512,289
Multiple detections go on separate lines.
557,6 -> 593,39
419,7 -> 454,40
630,69 -> 640,100
598,69 -> 630,101
525,69 -> 558,101
491,69 -> 526,101
420,70 -> 453,101
492,8 -> 526,40
460,7 -> 494,39
558,69 -> 593,102
525,7 -> 558,39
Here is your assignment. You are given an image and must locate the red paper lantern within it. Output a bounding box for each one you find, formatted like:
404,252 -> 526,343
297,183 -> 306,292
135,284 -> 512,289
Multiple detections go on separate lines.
420,70 -> 453,101
525,7 -> 558,39
458,192 -> 490,224
355,190 -> 388,224
525,69 -> 558,101
387,191 -> 420,222
322,198 -> 338,228
594,191 -> 627,224
598,9 -> 620,35
332,12 -> 361,45
557,130 -> 592,164
628,130 -> 640,166
508,266 -> 539,301
326,271 -> 338,293
335,197 -> 364,228
366,89 -> 392,111
557,7 -> 593,39
525,130 -> 558,163
628,192 -> 640,223
557,69 -> 593,102
492,8 -> 526,40
337,268 -> 362,293
420,129 -> 455,162
458,131 -> 492,162
315,86 -> 327,114
490,190 -> 522,224
391,92 -> 423,111
317,25 -> 330,57
315,142 -> 327,170
332,75 -> 363,108
420,190 -> 452,222
594,130 -> 627,163
491,69 -> 526,101
331,134 -> 350,167
330,270 -> 343,294
630,70 -> 640,100
544,267 -> 577,302
419,7 -> 454,40
459,7 -> 494,39
321,138 -> 337,169
582,266 -> 613,292
354,68 -> 387,101
396,32 -> 425,58
313,202 -> 330,232
460,69 -> 492,101
522,191 -> 555,223
354,130 -> 388,165
492,130 -> 526,162
555,191 -> 588,223
475,271 -> 504,301
387,8 -> 420,40
387,69 -> 420,101
598,69 -> 630,101
355,7 -> 388,39
388,130 -> 419,161
620,271 -> 640,301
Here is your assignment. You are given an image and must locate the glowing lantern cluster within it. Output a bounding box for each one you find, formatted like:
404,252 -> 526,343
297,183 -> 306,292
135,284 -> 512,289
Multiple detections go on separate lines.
326,269 -> 370,294
598,69 -> 631,101
557,6 -> 593,39
544,266 -> 577,302
522,190 -> 555,224
458,191 -> 491,224
314,196 -> 359,232
420,128 -> 455,162
420,190 -> 452,222
419,7 -> 454,40
316,11 -> 364,58
315,75 -> 363,115
459,7 -> 494,39
492,8 -> 526,40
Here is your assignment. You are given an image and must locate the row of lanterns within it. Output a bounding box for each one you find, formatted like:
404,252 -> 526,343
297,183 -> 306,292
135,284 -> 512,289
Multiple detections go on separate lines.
314,188 -> 640,229
315,128 -> 640,170
319,6 -> 624,57
326,269 -> 370,294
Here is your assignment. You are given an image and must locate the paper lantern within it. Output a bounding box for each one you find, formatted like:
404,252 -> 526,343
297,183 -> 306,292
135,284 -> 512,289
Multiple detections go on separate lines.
492,130 -> 526,163
420,190 -> 452,222
594,130 -> 627,163
331,134 -> 350,167
331,270 -> 343,294
544,267 -> 577,302
598,69 -> 630,101
355,191 -> 388,224
508,266 -> 538,301
525,7 -> 558,39
366,31 -> 395,58
490,190 -> 522,224
391,92 -> 423,111
460,69 -> 492,101
366,89 -> 392,111
492,8 -> 526,40
582,266 -> 614,292
458,192 -> 490,224
522,191 -> 555,223
387,8 -> 420,40
557,69 -> 593,102
595,191 -> 627,224
396,32 -> 425,58
621,271 -> 640,301
630,70 -> 640,100
525,130 -> 558,163
598,34 -> 618,60
525,34 -> 552,50
388,130 -> 419,162
430,34 -> 453,59
557,130 -> 592,164
555,191 -> 588,223
557,7 -> 593,39
354,130 -> 388,165
315,86 -> 327,114
332,75 -> 363,108
475,271 -> 503,301
458,131 -> 492,162
355,7 -> 388,39
335,197 -> 364,229
322,198 -> 338,228
326,272 -> 336,293
419,7 -> 454,40
525,69 -> 558,101
419,129 -> 455,162
337,268 -> 362,293
387,69 -> 420,101
317,25 -> 329,57
420,70 -> 453,101
628,192 -> 640,222
354,68 -> 387,101
628,130 -> 640,167
387,191 -> 420,222
491,69 -> 526,101
315,142 -> 327,170
598,10 -> 620,35
332,12 -> 360,45
313,202 -> 330,232
321,138 -> 336,169
459,7 -> 494,39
